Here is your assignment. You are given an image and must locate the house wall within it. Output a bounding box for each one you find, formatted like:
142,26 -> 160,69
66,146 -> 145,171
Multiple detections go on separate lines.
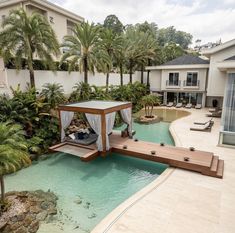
149,70 -> 161,92
0,1 -> 83,44
4,69 -> 142,95
159,68 -> 208,92
207,45 -> 235,97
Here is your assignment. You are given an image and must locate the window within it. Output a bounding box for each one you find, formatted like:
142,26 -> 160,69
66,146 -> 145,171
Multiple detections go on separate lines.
67,20 -> 76,36
2,15 -> 5,21
168,73 -> 179,86
186,72 -> 198,86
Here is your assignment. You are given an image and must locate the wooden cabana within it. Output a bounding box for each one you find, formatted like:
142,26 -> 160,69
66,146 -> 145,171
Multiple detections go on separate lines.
50,100 -> 132,158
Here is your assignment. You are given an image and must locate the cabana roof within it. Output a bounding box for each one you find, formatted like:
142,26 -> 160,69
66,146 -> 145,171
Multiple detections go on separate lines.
59,100 -> 132,114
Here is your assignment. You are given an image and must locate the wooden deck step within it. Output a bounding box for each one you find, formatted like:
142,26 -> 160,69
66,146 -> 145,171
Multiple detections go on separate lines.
210,156 -> 219,172
216,159 -> 224,178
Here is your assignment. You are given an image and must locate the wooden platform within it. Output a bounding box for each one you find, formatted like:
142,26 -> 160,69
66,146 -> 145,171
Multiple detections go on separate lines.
49,142 -> 98,162
50,134 -> 224,179
109,133 -> 224,179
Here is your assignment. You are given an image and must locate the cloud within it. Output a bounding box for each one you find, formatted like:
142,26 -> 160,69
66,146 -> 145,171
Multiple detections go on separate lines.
50,0 -> 235,45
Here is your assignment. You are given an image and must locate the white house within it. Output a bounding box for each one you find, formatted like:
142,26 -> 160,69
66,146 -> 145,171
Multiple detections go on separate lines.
203,39 -> 235,147
146,54 -> 210,107
147,39 -> 235,147
0,0 -> 84,44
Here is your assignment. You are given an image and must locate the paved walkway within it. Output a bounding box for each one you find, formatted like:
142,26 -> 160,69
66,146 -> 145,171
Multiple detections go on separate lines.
93,108 -> 235,233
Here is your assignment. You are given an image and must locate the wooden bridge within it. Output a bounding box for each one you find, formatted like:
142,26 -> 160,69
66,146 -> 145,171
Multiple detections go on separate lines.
50,132 -> 224,179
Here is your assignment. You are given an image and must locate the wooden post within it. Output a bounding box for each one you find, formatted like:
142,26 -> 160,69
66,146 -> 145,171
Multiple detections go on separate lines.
101,113 -> 106,157
58,109 -> 62,142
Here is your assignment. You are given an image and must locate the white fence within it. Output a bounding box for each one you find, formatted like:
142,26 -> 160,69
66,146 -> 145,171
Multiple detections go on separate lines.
3,69 -> 145,95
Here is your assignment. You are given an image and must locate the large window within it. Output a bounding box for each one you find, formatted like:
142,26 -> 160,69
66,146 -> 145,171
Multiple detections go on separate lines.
186,72 -> 198,86
168,73 -> 179,86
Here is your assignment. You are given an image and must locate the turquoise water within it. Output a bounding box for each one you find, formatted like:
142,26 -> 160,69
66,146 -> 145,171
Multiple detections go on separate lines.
116,121 -> 175,145
6,153 -> 168,232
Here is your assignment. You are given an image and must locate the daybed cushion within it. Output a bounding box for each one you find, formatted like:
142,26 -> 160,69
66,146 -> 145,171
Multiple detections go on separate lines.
66,133 -> 98,145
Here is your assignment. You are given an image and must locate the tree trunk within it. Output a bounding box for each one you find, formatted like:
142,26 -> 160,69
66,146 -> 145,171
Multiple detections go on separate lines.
84,57 -> 88,84
106,72 -> 109,92
147,59 -> 151,92
120,63 -> 123,86
129,60 -> 133,84
29,68 -> 35,88
141,64 -> 144,84
0,175 -> 5,203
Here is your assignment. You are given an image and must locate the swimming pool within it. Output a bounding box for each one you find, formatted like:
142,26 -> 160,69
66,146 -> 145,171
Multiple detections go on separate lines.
6,153 -> 168,233
5,108 -> 184,232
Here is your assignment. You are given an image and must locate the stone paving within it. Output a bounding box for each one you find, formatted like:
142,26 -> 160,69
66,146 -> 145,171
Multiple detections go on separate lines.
92,108 -> 235,233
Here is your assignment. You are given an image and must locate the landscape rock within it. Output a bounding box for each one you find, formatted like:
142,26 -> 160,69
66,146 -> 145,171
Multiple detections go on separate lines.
0,190 -> 58,233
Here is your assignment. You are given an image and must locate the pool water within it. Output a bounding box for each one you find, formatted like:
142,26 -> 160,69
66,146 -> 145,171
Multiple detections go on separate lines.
6,153 -> 168,232
5,108 -> 181,232
116,121 -> 174,145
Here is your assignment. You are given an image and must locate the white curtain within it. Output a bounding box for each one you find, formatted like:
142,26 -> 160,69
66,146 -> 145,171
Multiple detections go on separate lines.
85,113 -> 103,151
61,111 -> 74,142
120,107 -> 132,137
222,73 -> 235,132
106,112 -> 116,150
85,112 -> 116,151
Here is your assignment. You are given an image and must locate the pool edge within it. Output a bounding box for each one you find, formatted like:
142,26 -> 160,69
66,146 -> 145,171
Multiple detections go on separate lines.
91,167 -> 174,233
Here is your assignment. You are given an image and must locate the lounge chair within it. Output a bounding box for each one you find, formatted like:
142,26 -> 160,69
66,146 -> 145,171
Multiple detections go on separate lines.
190,121 -> 213,132
167,102 -> 174,107
194,118 -> 214,125
175,103 -> 183,108
206,110 -> 222,118
185,103 -> 192,109
195,104 -> 202,109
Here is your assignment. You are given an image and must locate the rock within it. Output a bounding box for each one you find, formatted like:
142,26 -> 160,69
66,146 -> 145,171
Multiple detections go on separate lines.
10,216 -> 19,223
36,211 -> 48,221
9,222 -> 21,231
14,226 -> 28,233
2,190 -> 58,233
23,215 -> 34,227
47,208 -> 57,216
74,198 -> 82,205
29,205 -> 41,214
40,201 -> 50,210
88,213 -> 97,219
28,221 -> 39,233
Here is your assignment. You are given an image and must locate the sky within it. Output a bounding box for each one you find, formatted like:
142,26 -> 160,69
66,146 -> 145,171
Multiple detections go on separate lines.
50,0 -> 235,46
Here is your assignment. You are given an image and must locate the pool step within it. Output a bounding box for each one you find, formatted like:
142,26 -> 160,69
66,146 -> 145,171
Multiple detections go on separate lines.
210,156 -> 219,172
202,156 -> 224,178
216,160 -> 224,178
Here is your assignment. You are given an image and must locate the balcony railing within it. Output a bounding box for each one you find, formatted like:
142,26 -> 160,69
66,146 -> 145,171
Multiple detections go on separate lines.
183,80 -> 200,88
166,80 -> 181,88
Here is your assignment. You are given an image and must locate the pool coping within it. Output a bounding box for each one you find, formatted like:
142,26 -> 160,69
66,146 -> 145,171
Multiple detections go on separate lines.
91,167 -> 174,233
92,107 -> 190,233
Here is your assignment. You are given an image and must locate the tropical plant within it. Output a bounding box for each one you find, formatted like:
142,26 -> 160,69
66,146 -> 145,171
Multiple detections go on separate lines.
91,85 -> 111,100
0,8 -> 60,88
141,94 -> 160,118
61,21 -> 100,83
124,27 -> 155,83
40,83 -> 66,109
0,122 -> 31,205
110,82 -> 148,112
69,82 -> 93,102
97,28 -> 123,91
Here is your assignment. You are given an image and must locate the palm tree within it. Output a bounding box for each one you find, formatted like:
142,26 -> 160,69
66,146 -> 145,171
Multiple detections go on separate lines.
124,28 -> 147,83
40,83 -> 65,109
137,33 -> 156,84
98,28 -> 123,91
61,22 -> 100,83
0,8 -> 60,88
141,95 -> 160,118
0,122 -> 31,204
